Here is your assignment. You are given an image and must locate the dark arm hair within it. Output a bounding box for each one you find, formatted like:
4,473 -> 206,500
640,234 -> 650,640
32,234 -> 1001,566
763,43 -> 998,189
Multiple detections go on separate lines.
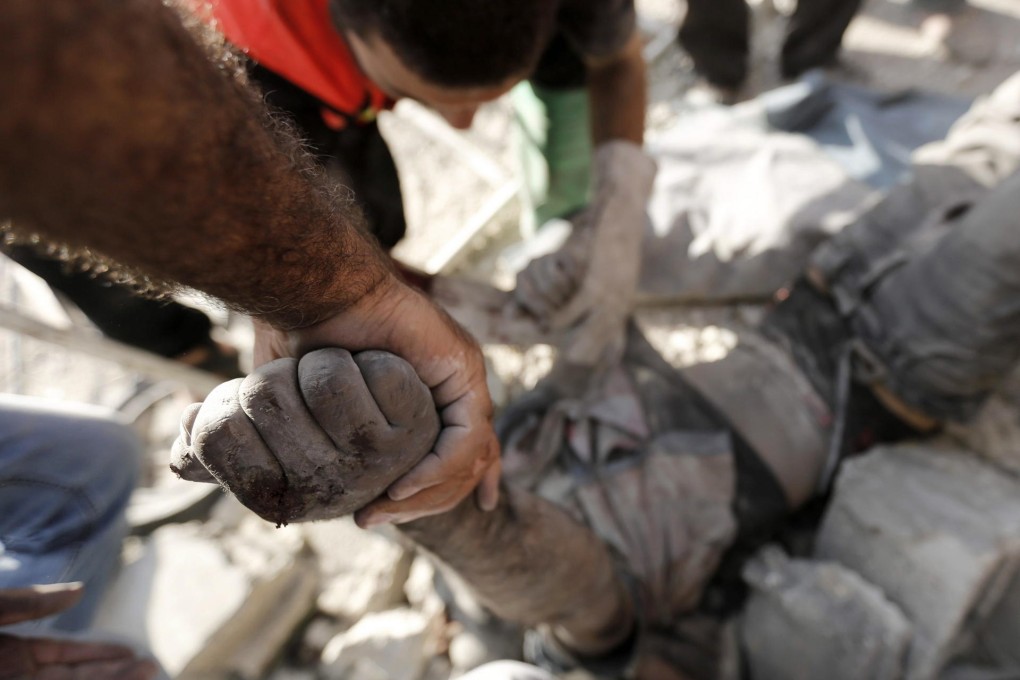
0,0 -> 392,330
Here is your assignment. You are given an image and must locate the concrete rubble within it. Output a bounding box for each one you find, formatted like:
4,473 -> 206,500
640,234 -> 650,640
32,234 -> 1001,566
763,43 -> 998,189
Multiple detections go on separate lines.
733,441 -> 1020,680
319,608 -> 442,680
94,499 -> 317,680
740,546 -> 912,680
90,423 -> 1020,680
94,492 -> 517,680
302,517 -> 414,622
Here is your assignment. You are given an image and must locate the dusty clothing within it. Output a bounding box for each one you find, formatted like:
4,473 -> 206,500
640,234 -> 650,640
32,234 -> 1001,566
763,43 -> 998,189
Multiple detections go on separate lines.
640,116 -> 871,303
498,328 -> 790,630
495,325 -> 817,678
808,72 -> 1020,422
678,0 -> 863,88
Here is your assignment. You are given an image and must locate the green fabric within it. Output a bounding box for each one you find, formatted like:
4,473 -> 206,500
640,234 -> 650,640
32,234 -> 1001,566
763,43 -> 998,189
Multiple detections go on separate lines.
513,82 -> 593,227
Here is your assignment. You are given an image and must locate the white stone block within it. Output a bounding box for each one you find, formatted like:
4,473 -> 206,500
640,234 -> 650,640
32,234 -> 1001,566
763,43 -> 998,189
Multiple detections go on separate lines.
320,608 -> 439,680
740,547 -> 911,680
303,517 -> 413,620
816,446 -> 1020,679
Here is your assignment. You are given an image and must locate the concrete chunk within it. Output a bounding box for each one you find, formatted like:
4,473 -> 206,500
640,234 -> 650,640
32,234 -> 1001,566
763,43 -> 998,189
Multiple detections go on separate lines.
303,518 -> 414,621
320,608 -> 440,680
93,525 -> 250,677
740,547 -> 911,680
95,510 -> 315,680
816,445 -> 1020,679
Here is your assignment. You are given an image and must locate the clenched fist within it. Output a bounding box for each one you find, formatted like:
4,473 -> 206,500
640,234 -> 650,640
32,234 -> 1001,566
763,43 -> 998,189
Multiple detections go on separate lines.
171,348 -> 440,525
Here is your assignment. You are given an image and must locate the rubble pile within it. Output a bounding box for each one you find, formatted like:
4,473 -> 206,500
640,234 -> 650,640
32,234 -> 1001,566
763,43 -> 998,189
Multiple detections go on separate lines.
740,442 -> 1020,680
95,495 -> 520,680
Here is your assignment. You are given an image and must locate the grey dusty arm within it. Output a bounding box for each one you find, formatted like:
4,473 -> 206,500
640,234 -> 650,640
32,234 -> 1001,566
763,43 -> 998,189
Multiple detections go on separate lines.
400,489 -> 635,657
173,349 -> 634,656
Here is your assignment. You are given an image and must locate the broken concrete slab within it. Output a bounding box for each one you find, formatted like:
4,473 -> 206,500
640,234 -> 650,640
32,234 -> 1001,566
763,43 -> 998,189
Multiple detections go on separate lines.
92,525 -> 251,677
320,608 -> 441,680
219,511 -> 306,580
94,512 -> 317,680
302,517 -> 414,621
816,445 -> 1020,679
180,556 -> 319,680
740,546 -> 911,680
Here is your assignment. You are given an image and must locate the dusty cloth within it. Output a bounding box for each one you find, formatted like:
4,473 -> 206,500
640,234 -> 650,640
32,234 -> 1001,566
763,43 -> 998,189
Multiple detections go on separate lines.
640,112 -> 871,303
763,71 -> 973,188
495,325 -> 810,678
637,76 -> 973,305
809,71 -> 1020,422
499,331 -> 741,630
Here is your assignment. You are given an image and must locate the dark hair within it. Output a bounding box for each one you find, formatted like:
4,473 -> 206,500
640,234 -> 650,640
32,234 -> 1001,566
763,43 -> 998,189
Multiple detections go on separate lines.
330,0 -> 558,88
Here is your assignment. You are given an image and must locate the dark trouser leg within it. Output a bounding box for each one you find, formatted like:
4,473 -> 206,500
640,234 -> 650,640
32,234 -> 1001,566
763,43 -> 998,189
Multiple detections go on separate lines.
766,72 -> 1020,450
248,66 -> 407,250
7,245 -> 213,358
846,171 -> 1020,422
781,0 -> 863,78
677,0 -> 751,89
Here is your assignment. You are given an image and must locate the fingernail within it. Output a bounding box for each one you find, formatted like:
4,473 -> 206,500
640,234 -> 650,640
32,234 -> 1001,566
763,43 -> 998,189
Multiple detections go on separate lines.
388,486 -> 413,501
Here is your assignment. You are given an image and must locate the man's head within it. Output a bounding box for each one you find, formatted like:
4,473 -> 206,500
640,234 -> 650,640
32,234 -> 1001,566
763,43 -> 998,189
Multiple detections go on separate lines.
331,0 -> 558,129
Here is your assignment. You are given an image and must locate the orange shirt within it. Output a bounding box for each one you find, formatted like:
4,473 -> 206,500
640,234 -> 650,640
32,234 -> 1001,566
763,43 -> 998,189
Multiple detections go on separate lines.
200,0 -> 392,128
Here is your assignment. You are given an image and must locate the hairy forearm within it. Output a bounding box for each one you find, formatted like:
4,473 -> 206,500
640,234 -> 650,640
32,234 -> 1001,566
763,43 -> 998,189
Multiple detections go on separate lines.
0,0 -> 389,329
587,32 -> 647,146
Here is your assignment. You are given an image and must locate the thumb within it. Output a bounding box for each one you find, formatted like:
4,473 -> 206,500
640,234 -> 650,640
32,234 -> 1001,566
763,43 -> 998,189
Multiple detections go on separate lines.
0,583 -> 84,627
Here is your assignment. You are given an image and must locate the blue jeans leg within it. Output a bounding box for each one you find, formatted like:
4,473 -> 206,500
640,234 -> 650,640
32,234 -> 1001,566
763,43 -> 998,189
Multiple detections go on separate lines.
0,395 -> 140,632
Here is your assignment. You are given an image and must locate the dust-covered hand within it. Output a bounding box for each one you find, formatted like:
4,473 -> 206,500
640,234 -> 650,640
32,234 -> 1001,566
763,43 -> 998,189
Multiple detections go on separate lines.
174,278 -> 500,526
0,583 -> 157,680
514,141 -> 657,365
172,346 -> 445,524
